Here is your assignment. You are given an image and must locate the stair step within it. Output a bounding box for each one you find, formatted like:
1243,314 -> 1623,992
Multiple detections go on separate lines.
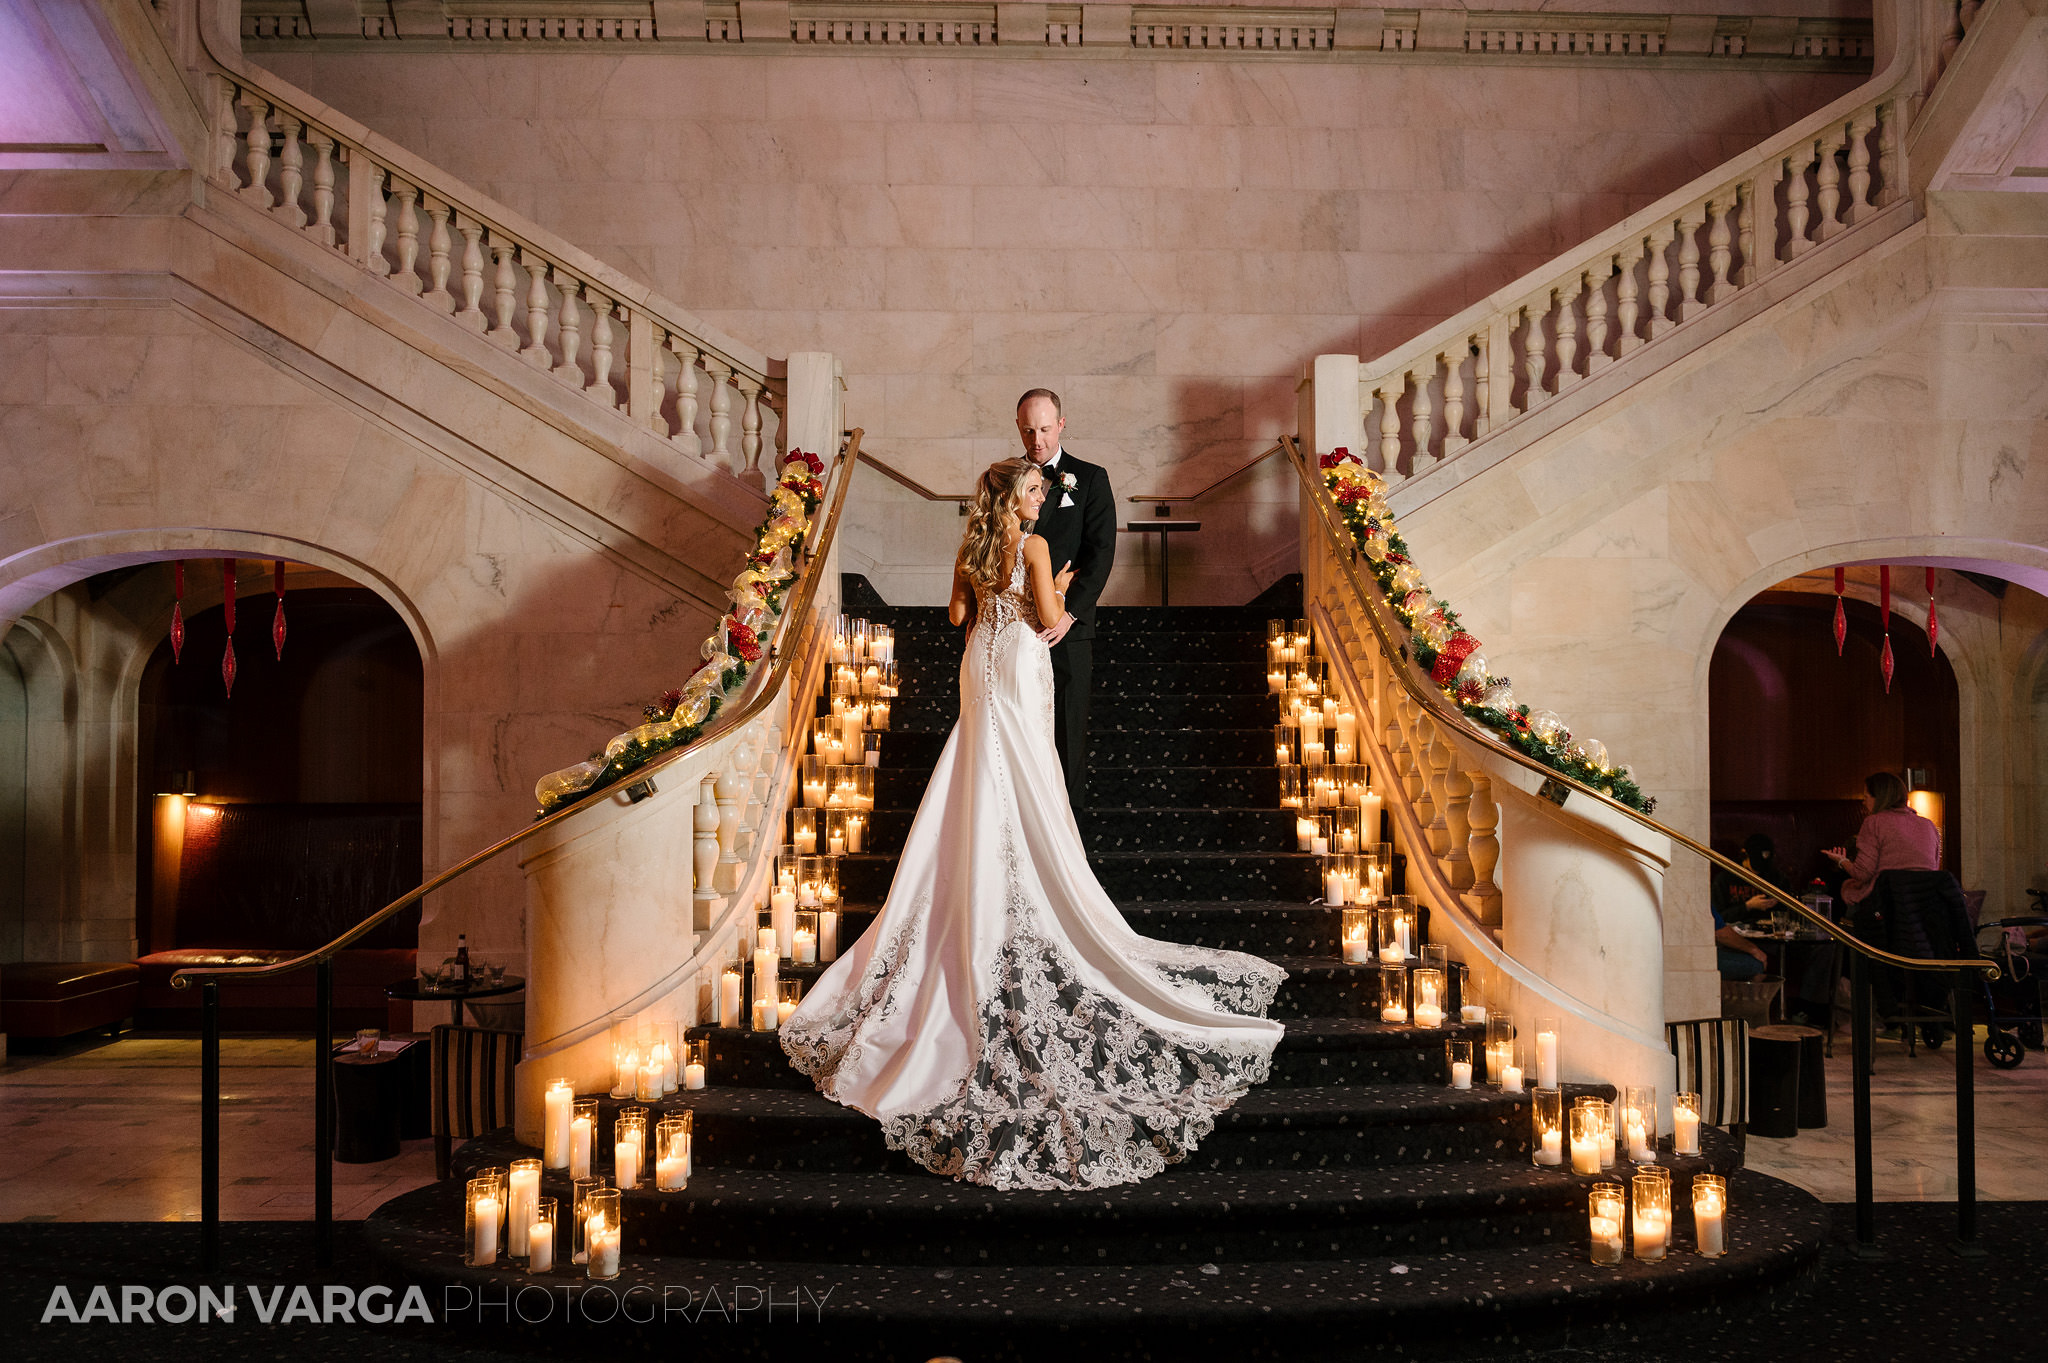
892,692 -> 1277,731
838,849 -> 1324,902
856,805 -> 1298,857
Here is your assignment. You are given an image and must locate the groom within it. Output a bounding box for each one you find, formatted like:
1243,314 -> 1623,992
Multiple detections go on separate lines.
1017,388 -> 1116,813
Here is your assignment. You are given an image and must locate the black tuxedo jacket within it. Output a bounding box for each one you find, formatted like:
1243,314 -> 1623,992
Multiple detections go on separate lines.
1029,450 -> 1116,641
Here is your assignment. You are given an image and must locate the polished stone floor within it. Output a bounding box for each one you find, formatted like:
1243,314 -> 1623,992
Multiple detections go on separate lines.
0,1025 -> 2040,1225
0,1036 -> 437,1223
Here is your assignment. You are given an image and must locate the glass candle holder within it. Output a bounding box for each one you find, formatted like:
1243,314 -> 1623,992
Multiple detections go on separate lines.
751,947 -> 778,1031
1574,1096 -> 1616,1170
1533,1015 -> 1561,1089
1632,1172 -> 1671,1261
1267,658 -> 1287,694
819,905 -> 840,962
507,1157 -> 542,1258
465,1175 -> 503,1266
1692,1173 -> 1728,1257
1364,843 -> 1391,900
719,960 -> 744,1028
1485,1014 -> 1517,1088
1377,970 -> 1408,1024
1311,813 -> 1335,857
849,767 -> 874,811
545,1077 -> 576,1165
778,978 -> 803,1025
610,1031 -> 642,1101
817,856 -> 841,909
1622,1085 -> 1659,1163
1570,1105 -> 1605,1174
1323,851 -> 1354,909
585,1189 -> 623,1281
634,1041 -> 662,1102
1445,1038 -> 1474,1089
1672,1091 -> 1702,1155
1293,811 -> 1316,852
570,1177 -> 606,1264
656,1114 -> 692,1191
1459,981 -> 1488,1025
527,1197 -> 557,1273
790,807 -> 819,855
1278,765 -> 1303,809
1274,724 -> 1296,766
1532,1088 -> 1564,1166
801,756 -> 828,807
844,809 -> 868,854
570,1099 -> 598,1179
1313,771 -> 1340,808
1420,941 -> 1449,980
868,698 -> 891,731
683,1038 -> 708,1090
796,854 -> 823,907
1267,617 -> 1286,644
793,908 -> 820,963
1377,898 -> 1414,963
613,1110 -> 647,1191
824,808 -> 852,857
1342,904 -> 1373,962
1588,1183 -> 1626,1265
1411,968 -> 1446,1027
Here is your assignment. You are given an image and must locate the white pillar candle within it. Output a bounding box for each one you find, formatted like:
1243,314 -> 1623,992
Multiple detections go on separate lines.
528,1219 -> 554,1272
778,998 -> 798,1024
757,926 -> 777,954
1673,1108 -> 1700,1156
507,1165 -> 539,1257
794,826 -> 816,853
1343,932 -> 1371,964
846,817 -> 865,853
472,1196 -> 500,1262
793,928 -> 817,963
1590,1214 -> 1623,1260
1627,1115 -> 1654,1164
543,1082 -> 573,1170
820,910 -> 839,961
1380,1003 -> 1407,1024
570,1116 -> 592,1179
1633,1208 -> 1669,1258
684,1061 -> 706,1090
828,832 -> 845,856
1311,834 -> 1329,856
1535,1030 -> 1559,1090
1396,918 -> 1411,958
615,1139 -> 639,1190
798,878 -> 819,907
589,1220 -> 620,1277
1379,944 -> 1404,965
1571,1129 -> 1603,1175
1536,1129 -> 1562,1166
1502,1064 -> 1525,1094
1295,817 -> 1316,851
719,969 -> 743,1028
1461,1004 -> 1488,1023
1325,869 -> 1347,906
1695,1193 -> 1726,1255
1362,792 -> 1383,839
770,889 -> 796,953
657,1155 -> 687,1191
636,1061 -> 660,1102
1450,1061 -> 1472,1089
753,993 -> 777,1030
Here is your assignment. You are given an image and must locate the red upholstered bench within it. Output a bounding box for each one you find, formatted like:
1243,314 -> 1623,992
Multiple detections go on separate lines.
137,948 -> 417,1032
2,962 -> 140,1039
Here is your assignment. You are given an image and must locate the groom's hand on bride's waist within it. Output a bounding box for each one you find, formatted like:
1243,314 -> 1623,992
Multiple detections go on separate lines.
1039,613 -> 1075,645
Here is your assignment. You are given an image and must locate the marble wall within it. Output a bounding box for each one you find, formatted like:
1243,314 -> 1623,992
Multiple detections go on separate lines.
1383,194 -> 2048,1017
257,48 -> 1864,604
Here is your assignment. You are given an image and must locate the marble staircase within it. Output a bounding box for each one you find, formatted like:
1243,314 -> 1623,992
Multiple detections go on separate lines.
362,597 -> 1828,1357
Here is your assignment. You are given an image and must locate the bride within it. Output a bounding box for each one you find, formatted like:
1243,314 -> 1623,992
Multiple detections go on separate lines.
781,456 -> 1285,1190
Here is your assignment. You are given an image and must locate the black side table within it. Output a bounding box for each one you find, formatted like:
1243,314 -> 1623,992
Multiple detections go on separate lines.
386,974 -> 526,1028
331,1041 -> 422,1164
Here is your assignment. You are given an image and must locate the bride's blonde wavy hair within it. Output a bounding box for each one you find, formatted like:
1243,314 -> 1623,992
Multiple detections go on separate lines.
959,457 -> 1042,593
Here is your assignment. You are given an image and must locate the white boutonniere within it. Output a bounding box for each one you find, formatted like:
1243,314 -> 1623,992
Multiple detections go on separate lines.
1058,471 -> 1078,492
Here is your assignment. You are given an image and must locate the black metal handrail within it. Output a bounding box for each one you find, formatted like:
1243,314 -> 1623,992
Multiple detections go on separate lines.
1284,432 -> 1997,1251
170,430 -> 862,1269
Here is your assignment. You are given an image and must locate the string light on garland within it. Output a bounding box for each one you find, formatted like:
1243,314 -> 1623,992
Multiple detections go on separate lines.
1832,566 -> 1847,655
1318,447 -> 1654,813
220,559 -> 237,698
170,560 -> 186,664
272,561 -> 288,660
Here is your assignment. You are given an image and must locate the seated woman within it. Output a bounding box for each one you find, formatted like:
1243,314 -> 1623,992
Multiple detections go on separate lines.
1713,900 -> 1770,980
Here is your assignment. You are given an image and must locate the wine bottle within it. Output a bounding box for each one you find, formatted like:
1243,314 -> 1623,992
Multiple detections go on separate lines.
456,932 -> 471,987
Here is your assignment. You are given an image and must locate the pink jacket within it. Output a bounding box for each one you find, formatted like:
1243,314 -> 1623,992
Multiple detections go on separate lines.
1841,807 -> 1943,904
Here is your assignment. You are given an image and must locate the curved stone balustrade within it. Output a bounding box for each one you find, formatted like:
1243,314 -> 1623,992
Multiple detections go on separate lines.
239,0 -> 1873,67
206,70 -> 781,487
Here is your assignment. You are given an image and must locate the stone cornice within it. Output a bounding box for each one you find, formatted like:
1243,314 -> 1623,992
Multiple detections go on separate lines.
240,0 -> 1874,68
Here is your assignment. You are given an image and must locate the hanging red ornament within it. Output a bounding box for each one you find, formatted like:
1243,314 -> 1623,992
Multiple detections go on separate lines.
1878,566 -> 1893,695
221,559 -> 237,698
272,560 -> 287,660
170,560 -> 186,663
1925,566 -> 1938,656
1843,560 -> 1859,650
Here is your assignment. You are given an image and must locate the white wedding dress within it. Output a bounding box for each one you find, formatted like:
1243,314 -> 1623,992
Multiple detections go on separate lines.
781,539 -> 1286,1190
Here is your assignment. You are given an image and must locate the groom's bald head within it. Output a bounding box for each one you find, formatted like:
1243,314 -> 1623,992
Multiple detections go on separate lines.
1016,389 -> 1064,464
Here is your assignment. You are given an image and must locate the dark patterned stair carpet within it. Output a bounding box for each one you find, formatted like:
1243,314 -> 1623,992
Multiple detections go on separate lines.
351,600 -> 1836,1342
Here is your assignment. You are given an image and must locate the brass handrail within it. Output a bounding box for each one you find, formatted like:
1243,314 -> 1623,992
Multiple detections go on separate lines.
171,429 -> 864,990
1282,435 -> 1995,979
1127,442 -> 1282,505
858,450 -> 970,504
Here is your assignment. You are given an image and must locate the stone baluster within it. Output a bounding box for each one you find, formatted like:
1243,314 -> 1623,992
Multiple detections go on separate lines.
1705,197 -> 1734,304
1672,209 -> 1702,324
738,374 -> 765,481
646,328 -> 672,435
729,735 -> 758,861
1736,181 -> 1758,286
362,164 -> 390,276
1877,102 -> 1899,205
422,198 -> 455,311
670,338 -> 703,456
1584,264 -> 1611,374
1472,331 -> 1491,438
1408,364 -> 1434,465
1785,147 -> 1813,257
1553,275 -> 1581,391
454,217 -> 487,332
1462,773 -> 1502,925
586,291 -> 618,407
305,132 -> 336,246
553,277 -> 585,383
274,114 -> 306,228
706,356 -> 736,473
1520,303 -> 1544,409
212,79 -> 240,187
389,179 -> 422,294
1407,707 -> 1437,830
1441,757 -> 1473,891
1375,382 -> 1400,474
1385,681 -> 1411,773
1940,0 -> 1964,69
1645,225 -> 1674,337
1441,349 -> 1466,454
1815,127 -> 1844,241
1615,240 -> 1643,355
1422,719 -> 1452,857
714,758 -> 745,893
1845,110 -> 1875,224
486,242 -> 520,348
239,90 -> 274,209
693,776 -> 721,920
519,251 -> 553,367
